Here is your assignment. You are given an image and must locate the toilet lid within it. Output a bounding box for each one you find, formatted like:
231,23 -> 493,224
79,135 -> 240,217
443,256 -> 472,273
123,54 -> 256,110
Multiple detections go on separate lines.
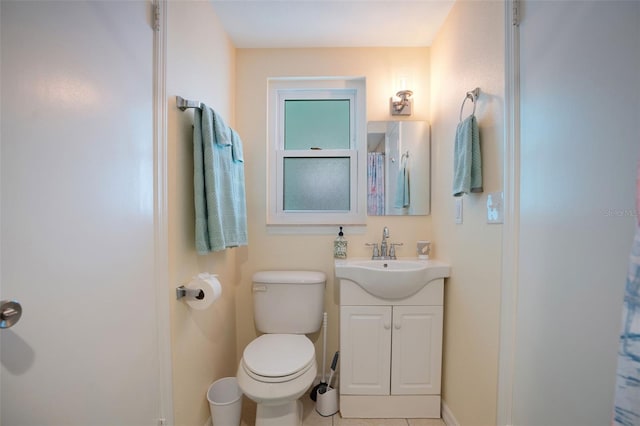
243,334 -> 315,378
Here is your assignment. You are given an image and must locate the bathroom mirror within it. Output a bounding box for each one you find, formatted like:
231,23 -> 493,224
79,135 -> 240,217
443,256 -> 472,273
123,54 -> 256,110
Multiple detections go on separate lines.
367,121 -> 430,216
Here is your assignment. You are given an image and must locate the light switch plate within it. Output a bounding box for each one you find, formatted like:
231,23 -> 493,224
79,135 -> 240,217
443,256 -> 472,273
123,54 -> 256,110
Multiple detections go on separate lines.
487,192 -> 504,224
455,198 -> 463,224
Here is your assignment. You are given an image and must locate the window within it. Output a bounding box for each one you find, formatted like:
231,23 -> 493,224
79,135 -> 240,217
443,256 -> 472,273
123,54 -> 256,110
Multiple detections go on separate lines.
268,78 -> 366,225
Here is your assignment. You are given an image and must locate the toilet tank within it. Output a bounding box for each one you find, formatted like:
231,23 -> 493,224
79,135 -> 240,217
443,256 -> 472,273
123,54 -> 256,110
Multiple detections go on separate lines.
252,271 -> 326,334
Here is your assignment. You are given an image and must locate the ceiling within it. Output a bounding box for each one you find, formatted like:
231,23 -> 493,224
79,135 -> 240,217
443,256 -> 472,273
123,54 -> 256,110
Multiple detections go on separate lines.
209,1 -> 456,48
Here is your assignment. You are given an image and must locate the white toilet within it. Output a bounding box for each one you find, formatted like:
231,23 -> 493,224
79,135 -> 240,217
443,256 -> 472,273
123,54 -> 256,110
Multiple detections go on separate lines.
237,270 -> 326,426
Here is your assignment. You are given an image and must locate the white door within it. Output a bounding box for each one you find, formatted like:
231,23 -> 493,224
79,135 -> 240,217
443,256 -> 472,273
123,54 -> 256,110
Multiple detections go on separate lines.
510,1 -> 640,425
0,1 -> 164,425
340,306 -> 391,395
391,305 -> 442,395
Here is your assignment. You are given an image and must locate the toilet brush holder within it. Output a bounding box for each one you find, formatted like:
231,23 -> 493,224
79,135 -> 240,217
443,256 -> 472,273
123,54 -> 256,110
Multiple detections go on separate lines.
315,387 -> 338,417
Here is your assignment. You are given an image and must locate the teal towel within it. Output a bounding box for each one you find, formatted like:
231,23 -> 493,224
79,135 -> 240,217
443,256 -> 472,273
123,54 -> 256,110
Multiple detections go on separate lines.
452,115 -> 483,197
211,109 -> 232,147
193,105 -> 248,254
394,155 -> 410,208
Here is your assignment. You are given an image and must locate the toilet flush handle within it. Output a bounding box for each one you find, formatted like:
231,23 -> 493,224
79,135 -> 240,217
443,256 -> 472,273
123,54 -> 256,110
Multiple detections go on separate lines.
252,284 -> 267,293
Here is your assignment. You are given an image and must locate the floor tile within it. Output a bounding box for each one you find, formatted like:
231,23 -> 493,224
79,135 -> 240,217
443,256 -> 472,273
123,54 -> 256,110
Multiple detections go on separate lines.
334,417 -> 409,426
302,396 -> 333,426
241,394 -> 444,426
242,395 -> 333,426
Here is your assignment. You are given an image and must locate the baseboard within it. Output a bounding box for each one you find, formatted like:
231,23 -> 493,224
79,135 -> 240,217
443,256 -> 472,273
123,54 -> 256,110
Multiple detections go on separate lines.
441,401 -> 460,426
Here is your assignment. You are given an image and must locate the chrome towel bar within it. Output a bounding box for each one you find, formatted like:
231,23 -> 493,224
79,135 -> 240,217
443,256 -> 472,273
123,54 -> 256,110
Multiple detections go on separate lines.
459,87 -> 480,122
176,95 -> 204,111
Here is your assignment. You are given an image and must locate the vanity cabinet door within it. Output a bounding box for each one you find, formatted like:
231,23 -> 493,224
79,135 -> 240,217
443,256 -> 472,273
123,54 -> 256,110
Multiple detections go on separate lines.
391,305 -> 443,395
340,305 -> 392,395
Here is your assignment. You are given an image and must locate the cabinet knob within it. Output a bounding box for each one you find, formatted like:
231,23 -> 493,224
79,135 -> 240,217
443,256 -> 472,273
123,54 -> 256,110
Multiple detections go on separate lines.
394,322 -> 402,330
383,322 -> 391,330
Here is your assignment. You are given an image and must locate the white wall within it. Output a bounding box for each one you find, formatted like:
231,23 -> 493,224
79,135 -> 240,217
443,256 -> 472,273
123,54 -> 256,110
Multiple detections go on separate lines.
513,1 -> 640,425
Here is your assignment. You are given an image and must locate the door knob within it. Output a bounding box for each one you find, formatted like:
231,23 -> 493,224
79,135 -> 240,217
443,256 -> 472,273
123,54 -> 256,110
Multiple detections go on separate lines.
0,300 -> 22,329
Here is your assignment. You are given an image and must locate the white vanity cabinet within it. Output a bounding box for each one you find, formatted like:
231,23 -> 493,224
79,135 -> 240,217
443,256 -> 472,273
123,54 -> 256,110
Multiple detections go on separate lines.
390,305 -> 443,395
338,275 -> 446,418
340,305 -> 392,395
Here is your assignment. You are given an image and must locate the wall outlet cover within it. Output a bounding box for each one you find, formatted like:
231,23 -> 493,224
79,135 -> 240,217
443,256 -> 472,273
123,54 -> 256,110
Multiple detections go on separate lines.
487,192 -> 504,224
455,198 -> 463,224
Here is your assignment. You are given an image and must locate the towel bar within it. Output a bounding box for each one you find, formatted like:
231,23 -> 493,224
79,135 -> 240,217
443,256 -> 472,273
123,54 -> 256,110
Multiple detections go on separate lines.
459,87 -> 480,122
176,95 -> 204,111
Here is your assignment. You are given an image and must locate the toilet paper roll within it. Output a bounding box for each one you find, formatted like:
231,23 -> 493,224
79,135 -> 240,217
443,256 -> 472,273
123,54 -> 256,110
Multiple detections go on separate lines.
185,273 -> 222,310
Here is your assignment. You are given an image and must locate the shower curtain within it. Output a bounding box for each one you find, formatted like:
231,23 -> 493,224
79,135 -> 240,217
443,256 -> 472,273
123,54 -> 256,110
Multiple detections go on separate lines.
613,159 -> 640,426
367,152 -> 385,215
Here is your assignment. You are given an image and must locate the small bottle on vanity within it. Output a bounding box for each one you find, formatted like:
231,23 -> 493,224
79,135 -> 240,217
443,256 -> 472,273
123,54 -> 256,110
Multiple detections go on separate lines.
334,226 -> 348,259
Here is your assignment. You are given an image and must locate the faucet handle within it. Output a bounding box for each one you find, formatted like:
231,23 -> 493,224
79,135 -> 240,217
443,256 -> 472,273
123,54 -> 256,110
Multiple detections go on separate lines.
389,242 -> 403,259
365,243 -> 380,258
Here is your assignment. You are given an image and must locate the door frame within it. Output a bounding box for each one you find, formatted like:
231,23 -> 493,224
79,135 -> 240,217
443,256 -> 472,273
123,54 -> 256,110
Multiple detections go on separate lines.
152,0 -> 174,423
496,0 -> 521,426
497,1 -> 520,425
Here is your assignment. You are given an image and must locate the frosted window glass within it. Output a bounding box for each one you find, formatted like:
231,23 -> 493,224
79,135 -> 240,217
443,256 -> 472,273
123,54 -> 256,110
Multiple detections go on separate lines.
285,100 -> 350,150
283,158 -> 350,211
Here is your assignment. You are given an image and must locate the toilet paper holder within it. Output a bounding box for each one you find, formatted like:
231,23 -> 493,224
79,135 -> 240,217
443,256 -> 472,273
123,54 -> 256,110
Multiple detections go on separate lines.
176,286 -> 205,300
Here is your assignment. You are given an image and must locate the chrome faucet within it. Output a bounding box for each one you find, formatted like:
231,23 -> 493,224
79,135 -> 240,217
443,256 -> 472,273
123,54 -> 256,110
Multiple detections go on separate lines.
380,226 -> 390,258
367,226 -> 402,260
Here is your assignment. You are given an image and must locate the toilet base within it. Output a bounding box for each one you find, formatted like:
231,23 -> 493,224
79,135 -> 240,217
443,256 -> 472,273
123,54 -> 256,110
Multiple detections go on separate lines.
255,400 -> 302,426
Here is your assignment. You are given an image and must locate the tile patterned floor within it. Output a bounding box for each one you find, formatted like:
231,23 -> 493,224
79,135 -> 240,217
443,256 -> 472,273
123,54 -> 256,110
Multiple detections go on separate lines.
240,395 -> 446,426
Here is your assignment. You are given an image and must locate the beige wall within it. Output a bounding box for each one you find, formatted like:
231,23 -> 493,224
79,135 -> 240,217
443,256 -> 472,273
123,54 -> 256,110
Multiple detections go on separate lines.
164,5 -> 506,424
430,1 -> 505,425
166,3 -> 240,425
234,48 -> 433,371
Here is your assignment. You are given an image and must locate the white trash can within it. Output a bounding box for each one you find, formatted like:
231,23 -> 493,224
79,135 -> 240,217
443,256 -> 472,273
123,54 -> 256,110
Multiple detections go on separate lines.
207,377 -> 243,426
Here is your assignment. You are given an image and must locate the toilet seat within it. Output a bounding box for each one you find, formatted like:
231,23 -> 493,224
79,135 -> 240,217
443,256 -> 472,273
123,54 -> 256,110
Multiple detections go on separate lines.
242,334 -> 315,383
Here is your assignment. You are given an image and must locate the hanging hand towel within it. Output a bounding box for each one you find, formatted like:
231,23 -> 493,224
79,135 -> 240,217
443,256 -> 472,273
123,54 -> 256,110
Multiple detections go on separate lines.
394,154 -> 410,208
452,115 -> 483,197
193,104 -> 248,254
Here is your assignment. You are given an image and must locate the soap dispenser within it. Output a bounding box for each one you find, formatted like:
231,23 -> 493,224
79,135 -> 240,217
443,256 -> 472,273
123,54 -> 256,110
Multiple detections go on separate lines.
334,226 -> 347,259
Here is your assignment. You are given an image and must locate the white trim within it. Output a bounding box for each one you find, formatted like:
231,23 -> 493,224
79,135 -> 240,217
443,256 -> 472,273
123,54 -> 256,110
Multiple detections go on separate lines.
152,0 -> 174,424
441,400 -> 460,426
0,1 -> 4,420
497,2 -> 520,426
267,77 -> 367,226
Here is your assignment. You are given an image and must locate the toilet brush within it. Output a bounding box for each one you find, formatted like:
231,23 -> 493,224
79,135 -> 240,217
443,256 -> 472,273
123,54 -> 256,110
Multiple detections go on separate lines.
310,312 -> 328,401
315,352 -> 339,417
322,351 -> 339,392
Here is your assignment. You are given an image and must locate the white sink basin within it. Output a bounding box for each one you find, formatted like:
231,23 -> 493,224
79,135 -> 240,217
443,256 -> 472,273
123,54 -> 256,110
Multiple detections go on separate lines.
334,258 -> 450,300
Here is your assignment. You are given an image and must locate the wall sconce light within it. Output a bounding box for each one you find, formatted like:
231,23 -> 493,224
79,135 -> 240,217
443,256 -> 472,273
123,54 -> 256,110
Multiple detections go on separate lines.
390,90 -> 413,116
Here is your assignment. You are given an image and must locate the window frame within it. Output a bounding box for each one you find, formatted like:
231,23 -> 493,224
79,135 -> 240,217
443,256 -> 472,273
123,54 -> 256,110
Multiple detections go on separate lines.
267,78 -> 366,226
